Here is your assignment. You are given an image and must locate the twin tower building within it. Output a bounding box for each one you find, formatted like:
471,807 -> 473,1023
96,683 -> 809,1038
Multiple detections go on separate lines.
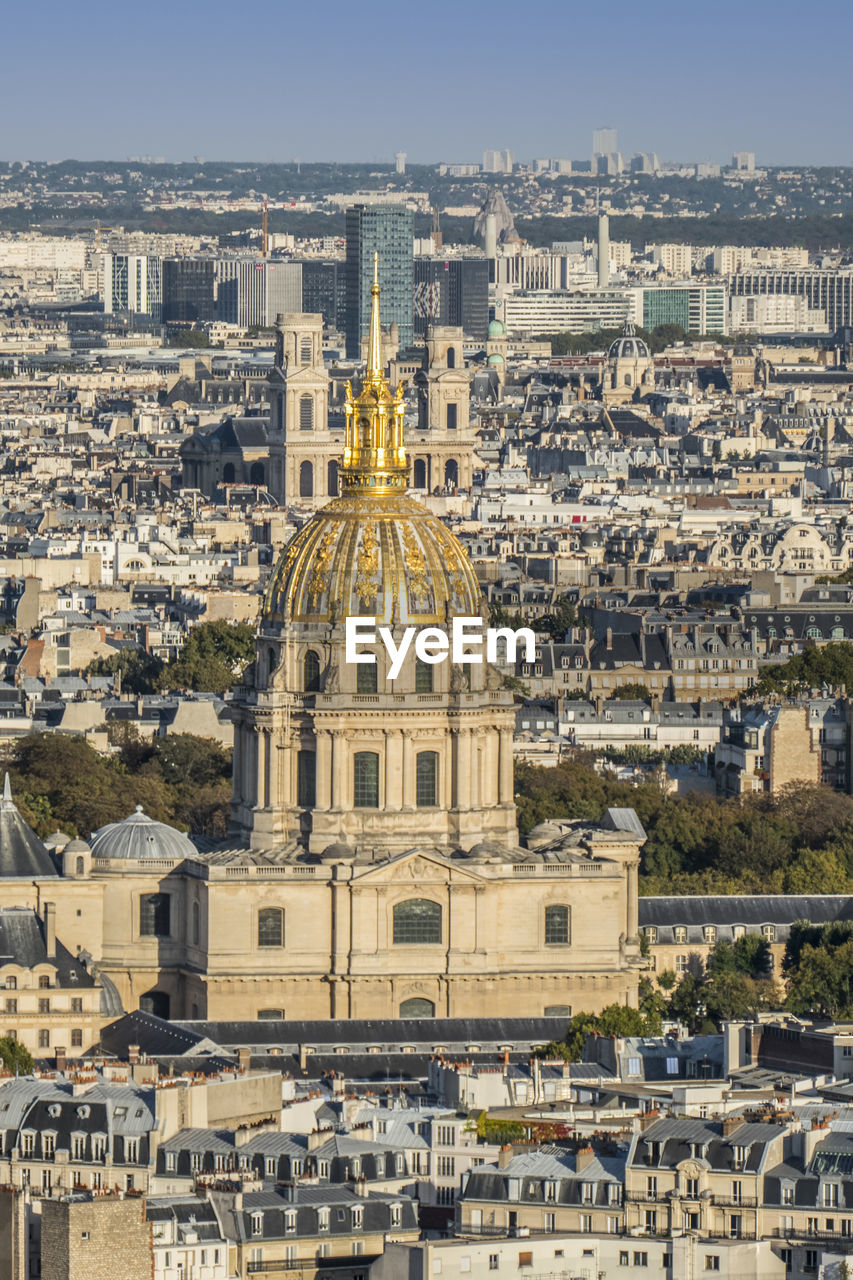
9,270 -> 645,1027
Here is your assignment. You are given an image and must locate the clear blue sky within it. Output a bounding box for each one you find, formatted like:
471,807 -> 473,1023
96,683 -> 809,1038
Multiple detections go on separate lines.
2,0 -> 849,166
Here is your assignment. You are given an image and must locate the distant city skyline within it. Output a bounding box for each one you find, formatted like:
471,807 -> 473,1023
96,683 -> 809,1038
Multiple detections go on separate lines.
1,0 -> 850,167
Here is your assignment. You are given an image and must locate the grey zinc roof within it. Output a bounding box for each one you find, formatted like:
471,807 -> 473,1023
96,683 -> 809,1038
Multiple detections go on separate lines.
639,894 -> 853,929
89,806 -> 197,861
0,779 -> 57,878
0,909 -> 94,987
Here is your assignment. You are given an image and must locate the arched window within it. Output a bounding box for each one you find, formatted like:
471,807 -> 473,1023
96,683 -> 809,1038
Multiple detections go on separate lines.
624,373 -> 632,387
353,752 -> 379,807
545,904 -> 570,945
328,459 -> 339,497
222,462 -> 236,484
444,458 -> 458,488
299,460 -> 313,497
299,395 -> 314,431
250,461 -> 265,486
75,856 -> 84,877
447,347 -> 456,370
400,997 -> 435,1018
446,403 -> 457,430
192,900 -> 200,947
357,662 -> 377,694
415,656 -> 433,693
303,650 -> 321,692
832,626 -> 846,640
413,458 -> 427,489
416,751 -> 438,808
393,899 -> 442,945
545,1005 -> 571,1017
300,338 -> 312,364
297,751 -> 316,808
806,626 -> 822,640
257,1009 -> 283,1020
258,907 -> 284,948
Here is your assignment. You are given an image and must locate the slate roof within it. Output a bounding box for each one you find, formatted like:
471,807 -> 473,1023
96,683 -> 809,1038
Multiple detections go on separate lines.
639,894 -> 853,930
0,778 -> 57,878
173,1018 -> 572,1054
0,909 -> 95,988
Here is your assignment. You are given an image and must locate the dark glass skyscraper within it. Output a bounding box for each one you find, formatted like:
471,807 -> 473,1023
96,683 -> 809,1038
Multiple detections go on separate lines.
302,260 -> 346,332
345,205 -> 414,358
414,258 -> 489,341
161,259 -> 215,324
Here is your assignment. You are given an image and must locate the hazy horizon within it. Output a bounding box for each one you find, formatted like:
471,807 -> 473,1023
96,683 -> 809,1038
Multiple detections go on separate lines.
1,0 -> 850,168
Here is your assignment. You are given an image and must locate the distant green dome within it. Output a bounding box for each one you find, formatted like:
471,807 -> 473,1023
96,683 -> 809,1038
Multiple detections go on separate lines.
488,319 -> 506,338
487,353 -> 505,366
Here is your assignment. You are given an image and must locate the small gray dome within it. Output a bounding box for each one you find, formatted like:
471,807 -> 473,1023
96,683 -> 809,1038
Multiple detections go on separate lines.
320,842 -> 356,862
609,335 -> 650,361
63,838 -> 91,854
89,807 -> 195,862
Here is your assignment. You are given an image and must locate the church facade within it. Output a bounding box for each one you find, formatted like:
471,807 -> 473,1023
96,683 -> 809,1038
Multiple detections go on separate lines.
0,265 -> 644,1036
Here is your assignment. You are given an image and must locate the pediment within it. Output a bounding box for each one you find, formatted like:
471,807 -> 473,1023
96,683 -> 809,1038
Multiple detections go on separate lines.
354,847 -> 488,884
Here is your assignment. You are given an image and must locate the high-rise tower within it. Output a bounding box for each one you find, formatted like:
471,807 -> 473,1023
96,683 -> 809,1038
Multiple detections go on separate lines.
345,205 -> 414,358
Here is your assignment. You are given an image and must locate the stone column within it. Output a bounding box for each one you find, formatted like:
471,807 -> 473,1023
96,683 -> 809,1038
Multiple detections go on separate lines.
401,730 -> 414,808
498,728 -> 514,804
254,728 -> 266,809
627,857 -> 640,940
316,731 -> 332,810
386,730 -> 404,810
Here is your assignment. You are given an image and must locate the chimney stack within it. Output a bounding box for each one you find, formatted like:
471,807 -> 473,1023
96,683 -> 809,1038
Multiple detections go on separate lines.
238,1047 -> 251,1074
44,902 -> 56,960
576,1145 -> 595,1172
128,1044 -> 140,1066
498,1145 -> 514,1169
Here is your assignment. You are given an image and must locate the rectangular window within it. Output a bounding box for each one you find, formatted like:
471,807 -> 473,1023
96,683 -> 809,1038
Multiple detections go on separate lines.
353,752 -> 380,807
38,1030 -> 49,1049
38,998 -> 50,1014
71,998 -> 83,1014
71,1029 -> 83,1048
705,1258 -> 720,1273
139,893 -> 170,938
297,751 -> 316,808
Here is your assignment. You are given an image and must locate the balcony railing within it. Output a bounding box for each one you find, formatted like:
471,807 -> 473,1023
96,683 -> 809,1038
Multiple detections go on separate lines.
247,1256 -> 379,1274
769,1227 -> 853,1242
709,1195 -> 759,1209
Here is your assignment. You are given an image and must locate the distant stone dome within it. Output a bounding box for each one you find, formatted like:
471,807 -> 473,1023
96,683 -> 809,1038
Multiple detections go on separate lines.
608,334 -> 651,361
487,353 -> 505,366
488,319 -> 507,338
89,807 -> 196,862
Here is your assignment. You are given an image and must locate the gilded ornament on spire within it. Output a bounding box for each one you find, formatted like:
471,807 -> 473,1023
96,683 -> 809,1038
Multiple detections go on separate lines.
340,253 -> 409,495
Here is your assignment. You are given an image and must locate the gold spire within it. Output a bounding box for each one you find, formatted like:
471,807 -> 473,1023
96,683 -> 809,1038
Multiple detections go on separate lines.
366,251 -> 383,380
340,253 -> 408,495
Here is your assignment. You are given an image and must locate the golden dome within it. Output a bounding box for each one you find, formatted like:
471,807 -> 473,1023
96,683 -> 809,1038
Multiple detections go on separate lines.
265,253 -> 483,628
265,492 -> 482,626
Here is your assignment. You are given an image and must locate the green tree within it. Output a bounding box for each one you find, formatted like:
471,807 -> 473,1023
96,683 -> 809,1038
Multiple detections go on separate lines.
160,621 -> 256,694
0,1037 -> 34,1074
87,647 -> 164,694
610,683 -> 652,701
784,847 -> 849,894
